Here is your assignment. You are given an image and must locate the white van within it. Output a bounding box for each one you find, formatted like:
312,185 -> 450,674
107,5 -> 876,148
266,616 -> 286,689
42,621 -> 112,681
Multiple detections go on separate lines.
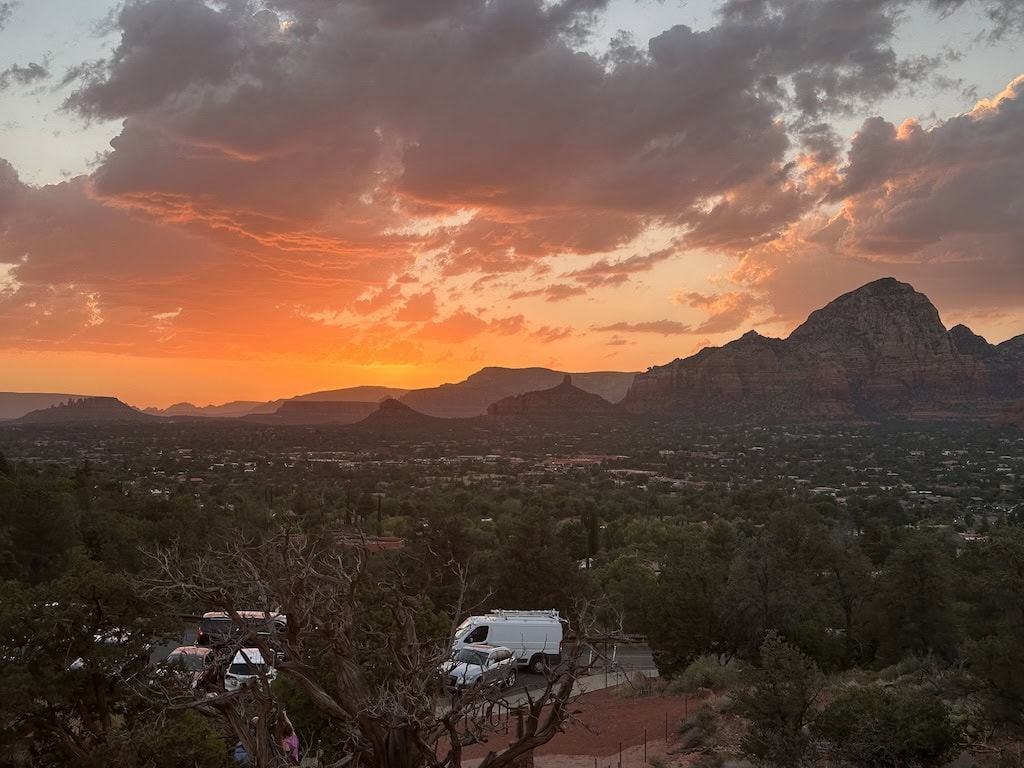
452,610 -> 564,673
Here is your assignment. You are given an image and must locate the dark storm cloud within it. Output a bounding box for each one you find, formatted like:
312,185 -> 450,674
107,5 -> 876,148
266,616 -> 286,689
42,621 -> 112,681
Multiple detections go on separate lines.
56,0 -> 981,274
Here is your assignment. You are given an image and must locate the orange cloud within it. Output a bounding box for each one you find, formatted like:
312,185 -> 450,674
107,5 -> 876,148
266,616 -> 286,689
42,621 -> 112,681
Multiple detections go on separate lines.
591,320 -> 693,335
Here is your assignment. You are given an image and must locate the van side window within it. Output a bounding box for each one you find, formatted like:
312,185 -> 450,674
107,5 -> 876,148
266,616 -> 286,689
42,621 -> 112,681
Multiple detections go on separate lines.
467,626 -> 488,643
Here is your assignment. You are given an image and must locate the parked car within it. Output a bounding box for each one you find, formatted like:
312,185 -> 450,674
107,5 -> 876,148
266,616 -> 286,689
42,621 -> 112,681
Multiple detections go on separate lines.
161,645 -> 216,690
196,610 -> 287,647
441,644 -> 517,692
452,609 -> 563,673
224,647 -> 277,691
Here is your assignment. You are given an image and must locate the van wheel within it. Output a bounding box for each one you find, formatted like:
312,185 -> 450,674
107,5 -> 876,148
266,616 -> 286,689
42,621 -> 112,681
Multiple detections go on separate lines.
529,655 -> 546,675
505,668 -> 517,688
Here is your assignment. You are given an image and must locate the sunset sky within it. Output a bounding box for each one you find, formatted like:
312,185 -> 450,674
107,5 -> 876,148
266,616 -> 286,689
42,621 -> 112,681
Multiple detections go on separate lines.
1,0 -> 1023,408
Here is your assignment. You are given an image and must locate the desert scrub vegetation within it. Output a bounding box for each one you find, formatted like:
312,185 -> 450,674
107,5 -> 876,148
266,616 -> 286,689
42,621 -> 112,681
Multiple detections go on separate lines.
666,655 -> 741,694
615,670 -> 661,697
677,702 -> 719,751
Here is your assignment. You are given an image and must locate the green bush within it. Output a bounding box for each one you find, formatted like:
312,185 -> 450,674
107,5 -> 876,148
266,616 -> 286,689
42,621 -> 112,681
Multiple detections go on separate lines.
813,685 -> 963,768
732,632 -> 823,767
666,655 -> 741,693
124,710 -> 234,768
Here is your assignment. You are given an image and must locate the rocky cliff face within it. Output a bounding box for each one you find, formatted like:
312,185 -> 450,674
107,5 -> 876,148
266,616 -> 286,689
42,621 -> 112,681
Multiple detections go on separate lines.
622,278 -> 1022,420
487,375 -> 624,423
995,398 -> 1024,428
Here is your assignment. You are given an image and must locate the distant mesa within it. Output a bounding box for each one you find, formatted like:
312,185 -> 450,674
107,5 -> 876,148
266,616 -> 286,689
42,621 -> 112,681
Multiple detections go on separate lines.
621,277 -> 1024,421
143,400 -> 280,418
244,400 -> 379,425
291,385 -> 409,403
0,392 -> 94,421
488,375 -> 625,424
13,396 -> 157,424
399,367 -> 637,418
143,385 -> 409,418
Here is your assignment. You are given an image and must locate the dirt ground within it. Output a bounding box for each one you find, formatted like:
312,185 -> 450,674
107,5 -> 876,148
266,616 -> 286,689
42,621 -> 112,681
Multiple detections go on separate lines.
459,684 -> 738,768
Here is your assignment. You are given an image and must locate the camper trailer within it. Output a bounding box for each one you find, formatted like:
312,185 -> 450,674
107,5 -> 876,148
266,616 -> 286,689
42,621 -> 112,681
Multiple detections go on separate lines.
452,609 -> 564,673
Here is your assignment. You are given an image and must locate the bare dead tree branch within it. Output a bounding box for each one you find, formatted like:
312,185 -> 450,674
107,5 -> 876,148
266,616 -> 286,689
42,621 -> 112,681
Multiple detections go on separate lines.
144,524 -> 594,768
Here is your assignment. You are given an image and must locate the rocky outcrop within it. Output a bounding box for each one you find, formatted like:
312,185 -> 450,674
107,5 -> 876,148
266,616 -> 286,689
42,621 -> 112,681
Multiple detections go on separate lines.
622,278 -> 1023,421
487,375 -> 625,423
400,367 -> 637,417
13,396 -> 157,423
998,335 -> 1024,390
0,392 -> 92,420
349,398 -> 482,437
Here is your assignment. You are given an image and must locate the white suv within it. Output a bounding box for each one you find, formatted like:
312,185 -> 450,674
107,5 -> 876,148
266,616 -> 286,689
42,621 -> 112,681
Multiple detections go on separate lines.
441,644 -> 517,692
224,648 -> 277,691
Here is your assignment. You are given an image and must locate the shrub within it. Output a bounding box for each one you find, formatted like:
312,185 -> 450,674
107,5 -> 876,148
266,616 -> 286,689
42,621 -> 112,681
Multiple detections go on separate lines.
812,685 -> 963,768
732,632 -> 823,768
676,703 -> 718,750
666,655 -> 741,694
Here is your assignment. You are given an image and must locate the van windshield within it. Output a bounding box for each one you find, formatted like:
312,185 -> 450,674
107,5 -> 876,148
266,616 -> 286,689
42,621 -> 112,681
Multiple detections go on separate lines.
454,620 -> 472,641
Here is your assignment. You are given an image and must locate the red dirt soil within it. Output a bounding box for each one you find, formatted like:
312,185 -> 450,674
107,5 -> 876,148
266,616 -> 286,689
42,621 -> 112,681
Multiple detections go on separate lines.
459,685 -> 722,768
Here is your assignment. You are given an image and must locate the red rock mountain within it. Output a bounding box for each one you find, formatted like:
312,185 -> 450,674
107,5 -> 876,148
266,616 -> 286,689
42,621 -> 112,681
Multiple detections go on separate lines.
14,396 -> 157,423
621,278 -> 1024,420
487,375 -> 624,423
995,399 -> 1024,428
400,367 -> 636,418
350,398 -> 482,436
244,400 -> 379,425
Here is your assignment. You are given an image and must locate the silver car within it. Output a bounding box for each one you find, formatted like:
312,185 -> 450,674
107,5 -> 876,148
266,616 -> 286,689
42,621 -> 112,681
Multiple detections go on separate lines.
441,644 -> 517,692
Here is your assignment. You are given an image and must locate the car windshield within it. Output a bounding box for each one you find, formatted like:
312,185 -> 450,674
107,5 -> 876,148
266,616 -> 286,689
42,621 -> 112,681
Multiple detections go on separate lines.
229,660 -> 268,676
167,653 -> 205,672
452,649 -> 488,666
453,620 -> 472,641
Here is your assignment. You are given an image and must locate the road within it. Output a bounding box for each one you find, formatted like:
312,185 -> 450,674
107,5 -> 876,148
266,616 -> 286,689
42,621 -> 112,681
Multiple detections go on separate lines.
514,643 -> 655,697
